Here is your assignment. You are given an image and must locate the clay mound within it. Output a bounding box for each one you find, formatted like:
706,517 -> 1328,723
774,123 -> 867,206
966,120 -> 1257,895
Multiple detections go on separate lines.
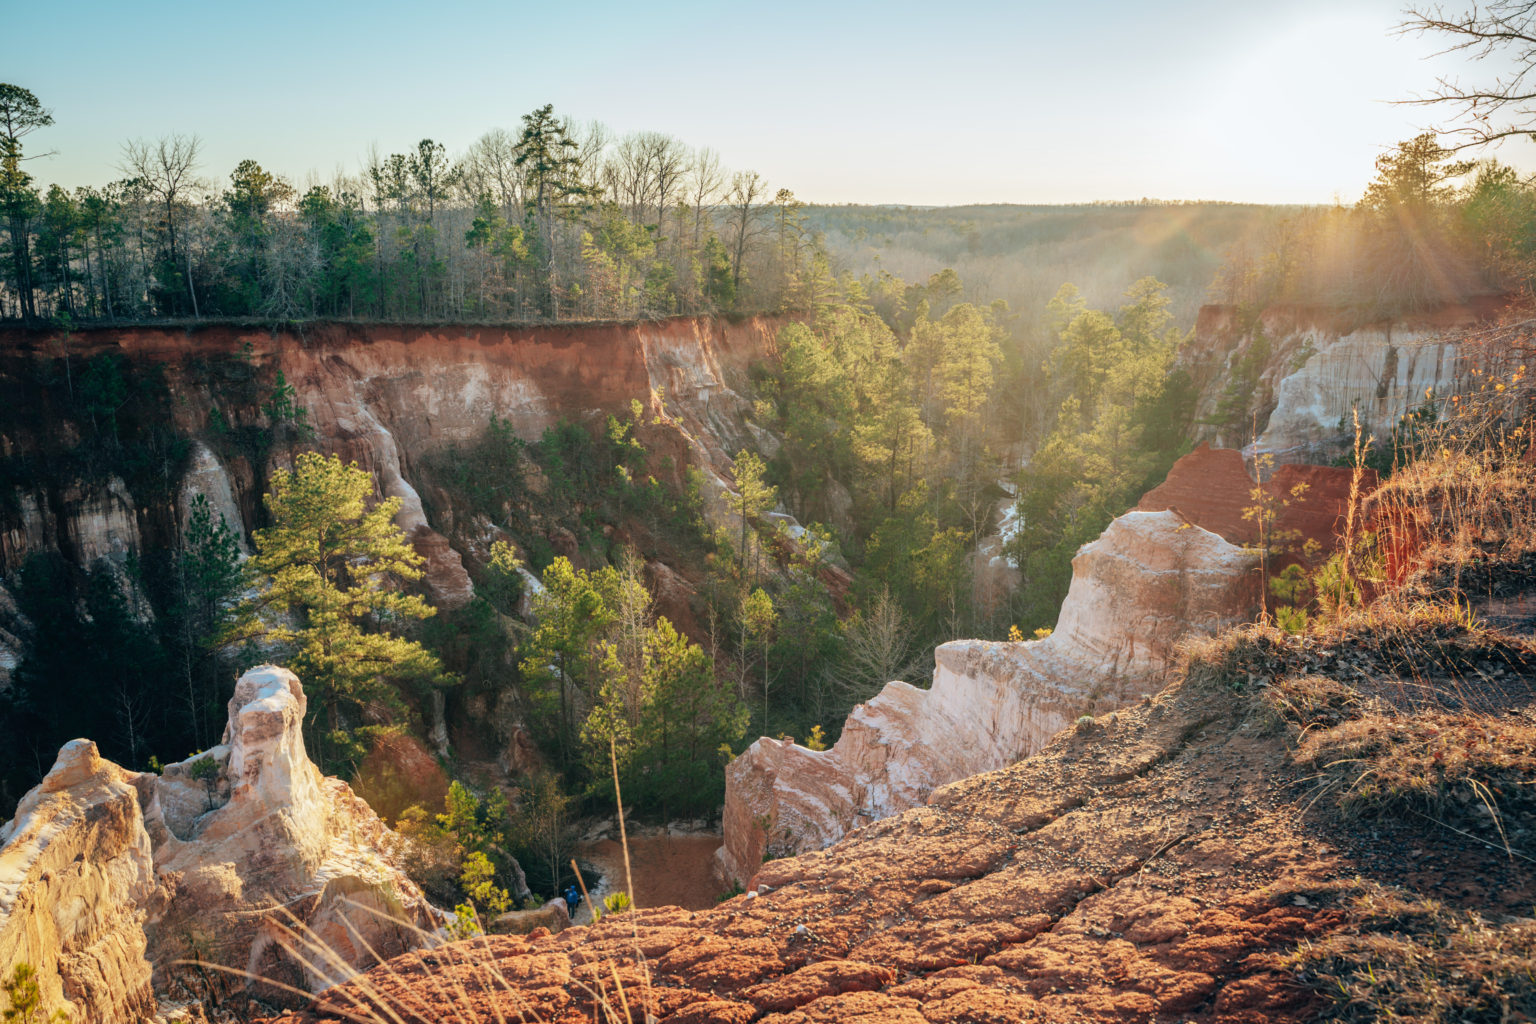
279,633 -> 1535,1024
0,740 -> 159,1024
148,667 -> 441,998
1136,443 -> 1374,571
0,666 -> 442,1023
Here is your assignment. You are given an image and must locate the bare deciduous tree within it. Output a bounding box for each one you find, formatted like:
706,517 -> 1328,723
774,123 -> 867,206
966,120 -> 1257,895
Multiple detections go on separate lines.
831,587 -> 923,707
688,146 -> 726,249
1399,3 -> 1536,149
119,133 -> 201,270
726,169 -> 768,295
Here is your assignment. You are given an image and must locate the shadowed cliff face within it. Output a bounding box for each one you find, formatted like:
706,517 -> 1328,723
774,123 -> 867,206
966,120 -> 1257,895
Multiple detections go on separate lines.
0,315 -> 781,606
0,316 -> 785,814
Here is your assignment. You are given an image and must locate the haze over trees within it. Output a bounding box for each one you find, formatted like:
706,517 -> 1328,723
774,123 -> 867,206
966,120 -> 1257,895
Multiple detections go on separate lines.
1206,4 -> 1536,319
1210,133 -> 1536,317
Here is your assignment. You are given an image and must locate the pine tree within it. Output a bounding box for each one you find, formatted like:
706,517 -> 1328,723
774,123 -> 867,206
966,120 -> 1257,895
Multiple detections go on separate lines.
727,450 -> 777,578
230,452 -> 449,767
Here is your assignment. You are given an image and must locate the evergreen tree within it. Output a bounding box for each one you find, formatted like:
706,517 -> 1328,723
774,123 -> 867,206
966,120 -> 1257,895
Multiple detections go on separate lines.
230,452 -> 450,768
174,494 -> 243,747
727,450 -> 776,579
0,84 -> 51,320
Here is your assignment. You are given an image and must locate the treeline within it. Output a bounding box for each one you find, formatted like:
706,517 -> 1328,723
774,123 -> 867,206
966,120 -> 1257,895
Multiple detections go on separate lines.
0,87 -> 826,323
1211,134 -> 1536,317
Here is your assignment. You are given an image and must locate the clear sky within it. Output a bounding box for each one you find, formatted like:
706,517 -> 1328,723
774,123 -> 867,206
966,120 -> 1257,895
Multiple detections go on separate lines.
11,0 -> 1534,206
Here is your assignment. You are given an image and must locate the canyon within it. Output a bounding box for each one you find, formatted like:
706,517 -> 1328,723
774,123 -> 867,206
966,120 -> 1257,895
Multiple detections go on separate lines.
275,622 -> 1536,1024
0,300 -> 1521,1021
717,442 -> 1372,886
0,316 -> 785,806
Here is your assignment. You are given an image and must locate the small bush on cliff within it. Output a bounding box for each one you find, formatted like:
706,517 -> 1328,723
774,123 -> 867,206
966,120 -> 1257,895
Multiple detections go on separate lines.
460,850 -> 512,916
2,964 -> 69,1024
394,805 -> 462,905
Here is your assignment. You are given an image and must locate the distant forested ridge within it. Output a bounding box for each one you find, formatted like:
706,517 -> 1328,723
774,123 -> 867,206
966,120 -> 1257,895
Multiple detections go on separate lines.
807,202 -> 1297,333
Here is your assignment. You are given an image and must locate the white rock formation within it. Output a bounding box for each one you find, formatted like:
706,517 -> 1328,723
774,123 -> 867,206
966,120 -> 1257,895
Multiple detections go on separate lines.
718,510 -> 1262,885
1,492 -> 55,575
62,475 -> 140,565
179,441 -> 251,554
1255,324 -> 1465,459
147,666 -> 439,997
0,580 -> 30,690
0,666 -> 440,1022
0,740 -> 161,1024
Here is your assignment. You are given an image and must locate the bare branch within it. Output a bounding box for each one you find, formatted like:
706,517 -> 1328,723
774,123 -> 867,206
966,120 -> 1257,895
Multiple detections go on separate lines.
1396,3 -> 1536,148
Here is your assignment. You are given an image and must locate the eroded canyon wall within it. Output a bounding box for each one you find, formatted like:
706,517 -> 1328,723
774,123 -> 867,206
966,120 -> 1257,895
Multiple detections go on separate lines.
1187,297 -> 1518,459
0,316 -> 782,603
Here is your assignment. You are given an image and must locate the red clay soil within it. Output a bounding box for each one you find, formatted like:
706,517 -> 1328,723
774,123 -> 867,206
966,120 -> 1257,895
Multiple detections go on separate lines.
1137,444 -> 1375,573
272,659 -> 1534,1024
348,732 -> 450,823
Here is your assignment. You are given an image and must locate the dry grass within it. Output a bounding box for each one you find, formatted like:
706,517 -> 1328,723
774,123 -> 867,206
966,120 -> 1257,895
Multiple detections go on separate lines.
1181,605 -> 1535,711
1183,601 -> 1536,1021
1180,594 -> 1536,849
1281,880 -> 1536,1024
1246,347 -> 1536,1022
183,742 -> 654,1024
1364,354 -> 1536,593
1288,706 -> 1536,827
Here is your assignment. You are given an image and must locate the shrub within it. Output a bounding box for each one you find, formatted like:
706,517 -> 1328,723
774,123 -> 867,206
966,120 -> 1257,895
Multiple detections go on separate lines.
2,963 -> 70,1024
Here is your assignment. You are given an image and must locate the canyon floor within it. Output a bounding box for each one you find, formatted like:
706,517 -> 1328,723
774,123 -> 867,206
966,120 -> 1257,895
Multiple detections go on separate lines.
277,607 -> 1536,1024
575,832 -> 728,916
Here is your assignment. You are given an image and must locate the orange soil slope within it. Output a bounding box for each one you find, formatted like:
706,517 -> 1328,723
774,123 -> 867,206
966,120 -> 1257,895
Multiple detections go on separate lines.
276,656 -> 1534,1024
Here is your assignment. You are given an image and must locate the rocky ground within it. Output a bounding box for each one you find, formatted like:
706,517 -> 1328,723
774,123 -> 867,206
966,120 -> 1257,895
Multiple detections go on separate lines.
275,606 -> 1536,1024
